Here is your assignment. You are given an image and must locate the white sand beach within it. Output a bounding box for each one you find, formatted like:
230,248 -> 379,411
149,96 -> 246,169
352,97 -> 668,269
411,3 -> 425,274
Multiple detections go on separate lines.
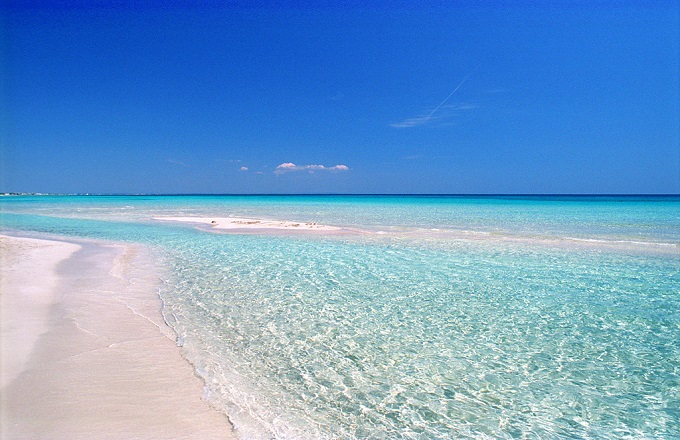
0,234 -> 235,440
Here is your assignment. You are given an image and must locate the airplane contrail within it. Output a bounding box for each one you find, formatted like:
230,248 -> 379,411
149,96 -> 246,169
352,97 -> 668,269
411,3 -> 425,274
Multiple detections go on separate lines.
423,65 -> 480,123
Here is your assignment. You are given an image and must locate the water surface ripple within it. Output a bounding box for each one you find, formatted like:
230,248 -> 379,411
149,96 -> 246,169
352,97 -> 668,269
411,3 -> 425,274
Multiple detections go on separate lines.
1,195 -> 678,438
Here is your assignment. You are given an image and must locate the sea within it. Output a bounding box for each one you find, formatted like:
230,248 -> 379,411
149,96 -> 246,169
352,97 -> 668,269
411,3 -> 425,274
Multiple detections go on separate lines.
1,194 -> 678,439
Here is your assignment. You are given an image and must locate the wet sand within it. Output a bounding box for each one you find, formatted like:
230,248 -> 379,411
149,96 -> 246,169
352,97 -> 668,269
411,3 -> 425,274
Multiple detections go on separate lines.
0,234 -> 235,440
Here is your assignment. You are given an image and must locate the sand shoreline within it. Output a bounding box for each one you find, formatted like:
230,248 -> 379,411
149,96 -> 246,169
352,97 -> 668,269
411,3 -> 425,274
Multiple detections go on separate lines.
0,234 -> 235,440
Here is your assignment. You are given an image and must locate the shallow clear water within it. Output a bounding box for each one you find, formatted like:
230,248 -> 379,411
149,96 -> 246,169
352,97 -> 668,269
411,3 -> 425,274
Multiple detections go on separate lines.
1,195 -> 678,438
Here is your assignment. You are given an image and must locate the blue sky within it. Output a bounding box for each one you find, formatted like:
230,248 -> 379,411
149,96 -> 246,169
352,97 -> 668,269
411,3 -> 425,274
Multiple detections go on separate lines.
2,1 -> 678,194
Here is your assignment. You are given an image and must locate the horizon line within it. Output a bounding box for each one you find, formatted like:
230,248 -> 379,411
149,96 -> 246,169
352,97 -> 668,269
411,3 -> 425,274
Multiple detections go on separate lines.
2,192 -> 679,197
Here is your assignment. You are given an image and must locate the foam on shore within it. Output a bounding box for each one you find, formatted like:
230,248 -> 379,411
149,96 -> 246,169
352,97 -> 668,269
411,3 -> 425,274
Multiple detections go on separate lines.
0,234 -> 235,440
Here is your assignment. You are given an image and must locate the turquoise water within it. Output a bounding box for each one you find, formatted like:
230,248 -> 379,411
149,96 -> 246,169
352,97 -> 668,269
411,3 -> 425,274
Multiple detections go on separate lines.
1,195 -> 679,438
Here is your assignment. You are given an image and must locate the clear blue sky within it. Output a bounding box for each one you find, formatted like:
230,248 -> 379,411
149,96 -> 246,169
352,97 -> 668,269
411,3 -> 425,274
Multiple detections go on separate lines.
2,1 -> 678,194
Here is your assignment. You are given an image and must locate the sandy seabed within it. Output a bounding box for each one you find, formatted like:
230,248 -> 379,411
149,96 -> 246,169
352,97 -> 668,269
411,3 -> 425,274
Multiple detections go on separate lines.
0,234 -> 235,440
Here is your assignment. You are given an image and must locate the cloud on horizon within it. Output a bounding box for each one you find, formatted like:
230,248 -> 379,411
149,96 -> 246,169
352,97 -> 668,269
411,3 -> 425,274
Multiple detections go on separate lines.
274,162 -> 349,175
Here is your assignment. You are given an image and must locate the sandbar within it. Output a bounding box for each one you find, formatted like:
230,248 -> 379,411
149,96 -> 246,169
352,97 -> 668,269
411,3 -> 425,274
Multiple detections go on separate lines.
0,234 -> 235,440
154,216 -> 342,232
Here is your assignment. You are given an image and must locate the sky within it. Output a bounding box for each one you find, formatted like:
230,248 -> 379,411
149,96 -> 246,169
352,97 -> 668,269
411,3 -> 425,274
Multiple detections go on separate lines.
1,0 -> 678,194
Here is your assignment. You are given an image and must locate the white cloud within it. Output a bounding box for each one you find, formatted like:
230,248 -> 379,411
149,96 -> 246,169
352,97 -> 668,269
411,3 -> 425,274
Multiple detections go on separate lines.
240,166 -> 249,171
274,162 -> 350,175
391,103 -> 477,128
390,115 -> 433,128
392,67 -> 479,128
277,162 -> 298,170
